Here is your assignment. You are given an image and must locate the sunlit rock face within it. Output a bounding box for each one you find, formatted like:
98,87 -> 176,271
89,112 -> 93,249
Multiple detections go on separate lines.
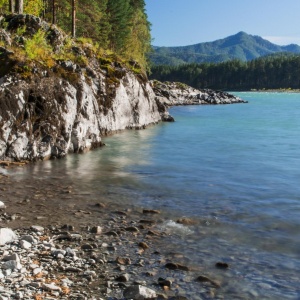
0,71 -> 161,161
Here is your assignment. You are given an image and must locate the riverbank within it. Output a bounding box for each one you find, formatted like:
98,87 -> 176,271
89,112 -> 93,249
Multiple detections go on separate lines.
249,89 -> 300,93
0,166 -> 223,300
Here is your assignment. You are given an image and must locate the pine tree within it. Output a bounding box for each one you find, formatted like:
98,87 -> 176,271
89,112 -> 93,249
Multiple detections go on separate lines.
106,0 -> 132,53
125,0 -> 151,68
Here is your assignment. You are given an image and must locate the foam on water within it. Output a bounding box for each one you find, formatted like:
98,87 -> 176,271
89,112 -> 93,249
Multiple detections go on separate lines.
160,220 -> 193,235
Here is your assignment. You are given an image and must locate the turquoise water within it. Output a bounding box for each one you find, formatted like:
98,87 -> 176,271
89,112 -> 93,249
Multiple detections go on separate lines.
9,92 -> 300,299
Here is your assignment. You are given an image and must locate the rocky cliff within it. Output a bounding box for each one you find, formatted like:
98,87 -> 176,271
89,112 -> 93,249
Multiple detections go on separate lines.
0,14 -> 162,161
0,14 -> 246,162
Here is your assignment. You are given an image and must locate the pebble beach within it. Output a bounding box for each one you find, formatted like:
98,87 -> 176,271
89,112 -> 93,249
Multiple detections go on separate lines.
0,166 -> 223,300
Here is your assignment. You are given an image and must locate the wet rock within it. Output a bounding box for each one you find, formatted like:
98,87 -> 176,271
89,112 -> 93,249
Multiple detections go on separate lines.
145,271 -> 157,277
147,230 -> 160,236
165,262 -> 190,271
176,217 -> 196,225
138,242 -> 149,250
161,113 -> 175,122
116,256 -> 131,265
157,293 -> 168,299
195,275 -> 221,288
123,284 -> 157,300
115,273 -> 130,282
143,209 -> 160,214
140,220 -> 156,225
215,262 -> 229,269
158,277 -> 172,288
165,263 -> 178,270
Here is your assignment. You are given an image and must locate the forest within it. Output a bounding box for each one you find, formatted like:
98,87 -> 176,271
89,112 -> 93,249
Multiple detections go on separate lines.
0,0 -> 151,69
150,53 -> 300,90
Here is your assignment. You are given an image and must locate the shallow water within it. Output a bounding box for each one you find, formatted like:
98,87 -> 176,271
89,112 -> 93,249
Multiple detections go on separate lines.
8,92 -> 300,299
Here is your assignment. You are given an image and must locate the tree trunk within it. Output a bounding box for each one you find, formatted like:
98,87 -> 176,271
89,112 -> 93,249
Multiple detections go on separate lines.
71,0 -> 76,38
15,0 -> 23,14
9,0 -> 15,13
52,0 -> 56,24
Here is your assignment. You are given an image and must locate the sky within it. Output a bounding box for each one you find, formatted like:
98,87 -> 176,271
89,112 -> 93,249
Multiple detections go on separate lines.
145,0 -> 300,47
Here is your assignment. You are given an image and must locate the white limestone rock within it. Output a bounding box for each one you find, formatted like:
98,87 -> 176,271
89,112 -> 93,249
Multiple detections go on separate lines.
19,240 -> 32,249
123,285 -> 157,300
0,228 -> 17,245
0,70 -> 161,162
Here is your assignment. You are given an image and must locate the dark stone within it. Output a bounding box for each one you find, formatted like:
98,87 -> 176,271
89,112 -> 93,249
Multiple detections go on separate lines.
165,263 -> 178,270
125,226 -> 139,232
115,273 -> 130,282
143,209 -> 160,214
158,277 -> 172,287
90,226 -> 102,234
81,244 -> 93,251
195,275 -> 221,288
161,113 -> 175,122
165,262 -> 190,271
138,242 -> 149,250
215,262 -> 229,269
105,231 -> 119,237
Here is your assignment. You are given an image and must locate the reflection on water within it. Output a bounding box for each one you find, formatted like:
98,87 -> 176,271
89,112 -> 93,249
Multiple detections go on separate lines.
6,93 -> 300,299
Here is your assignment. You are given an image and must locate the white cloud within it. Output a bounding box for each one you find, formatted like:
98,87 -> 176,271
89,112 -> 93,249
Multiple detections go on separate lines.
263,36 -> 300,46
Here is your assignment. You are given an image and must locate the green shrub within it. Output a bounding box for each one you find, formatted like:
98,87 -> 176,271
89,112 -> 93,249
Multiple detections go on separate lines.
24,30 -> 55,67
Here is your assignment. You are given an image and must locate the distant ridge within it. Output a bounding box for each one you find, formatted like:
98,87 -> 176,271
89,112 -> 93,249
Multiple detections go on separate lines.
150,32 -> 300,66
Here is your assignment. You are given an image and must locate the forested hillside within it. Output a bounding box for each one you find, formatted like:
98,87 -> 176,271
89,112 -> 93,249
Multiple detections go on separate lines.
0,0 -> 151,69
150,53 -> 300,90
150,32 -> 300,66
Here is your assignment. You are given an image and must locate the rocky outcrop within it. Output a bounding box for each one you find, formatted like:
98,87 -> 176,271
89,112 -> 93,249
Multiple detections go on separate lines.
0,70 -> 161,161
0,14 -> 246,162
152,80 -> 247,107
0,15 -> 161,162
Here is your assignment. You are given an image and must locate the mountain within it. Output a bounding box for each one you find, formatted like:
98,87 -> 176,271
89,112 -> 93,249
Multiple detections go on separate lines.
149,32 -> 300,66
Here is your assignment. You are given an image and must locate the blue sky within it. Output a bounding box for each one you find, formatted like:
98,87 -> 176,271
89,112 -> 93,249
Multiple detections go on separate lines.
145,0 -> 300,47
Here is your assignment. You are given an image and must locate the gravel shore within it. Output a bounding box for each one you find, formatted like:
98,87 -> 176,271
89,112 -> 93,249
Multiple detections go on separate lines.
0,166 -> 224,300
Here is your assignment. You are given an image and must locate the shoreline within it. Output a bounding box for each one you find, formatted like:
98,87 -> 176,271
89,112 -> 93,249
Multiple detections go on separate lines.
0,166 -> 222,300
230,89 -> 300,93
